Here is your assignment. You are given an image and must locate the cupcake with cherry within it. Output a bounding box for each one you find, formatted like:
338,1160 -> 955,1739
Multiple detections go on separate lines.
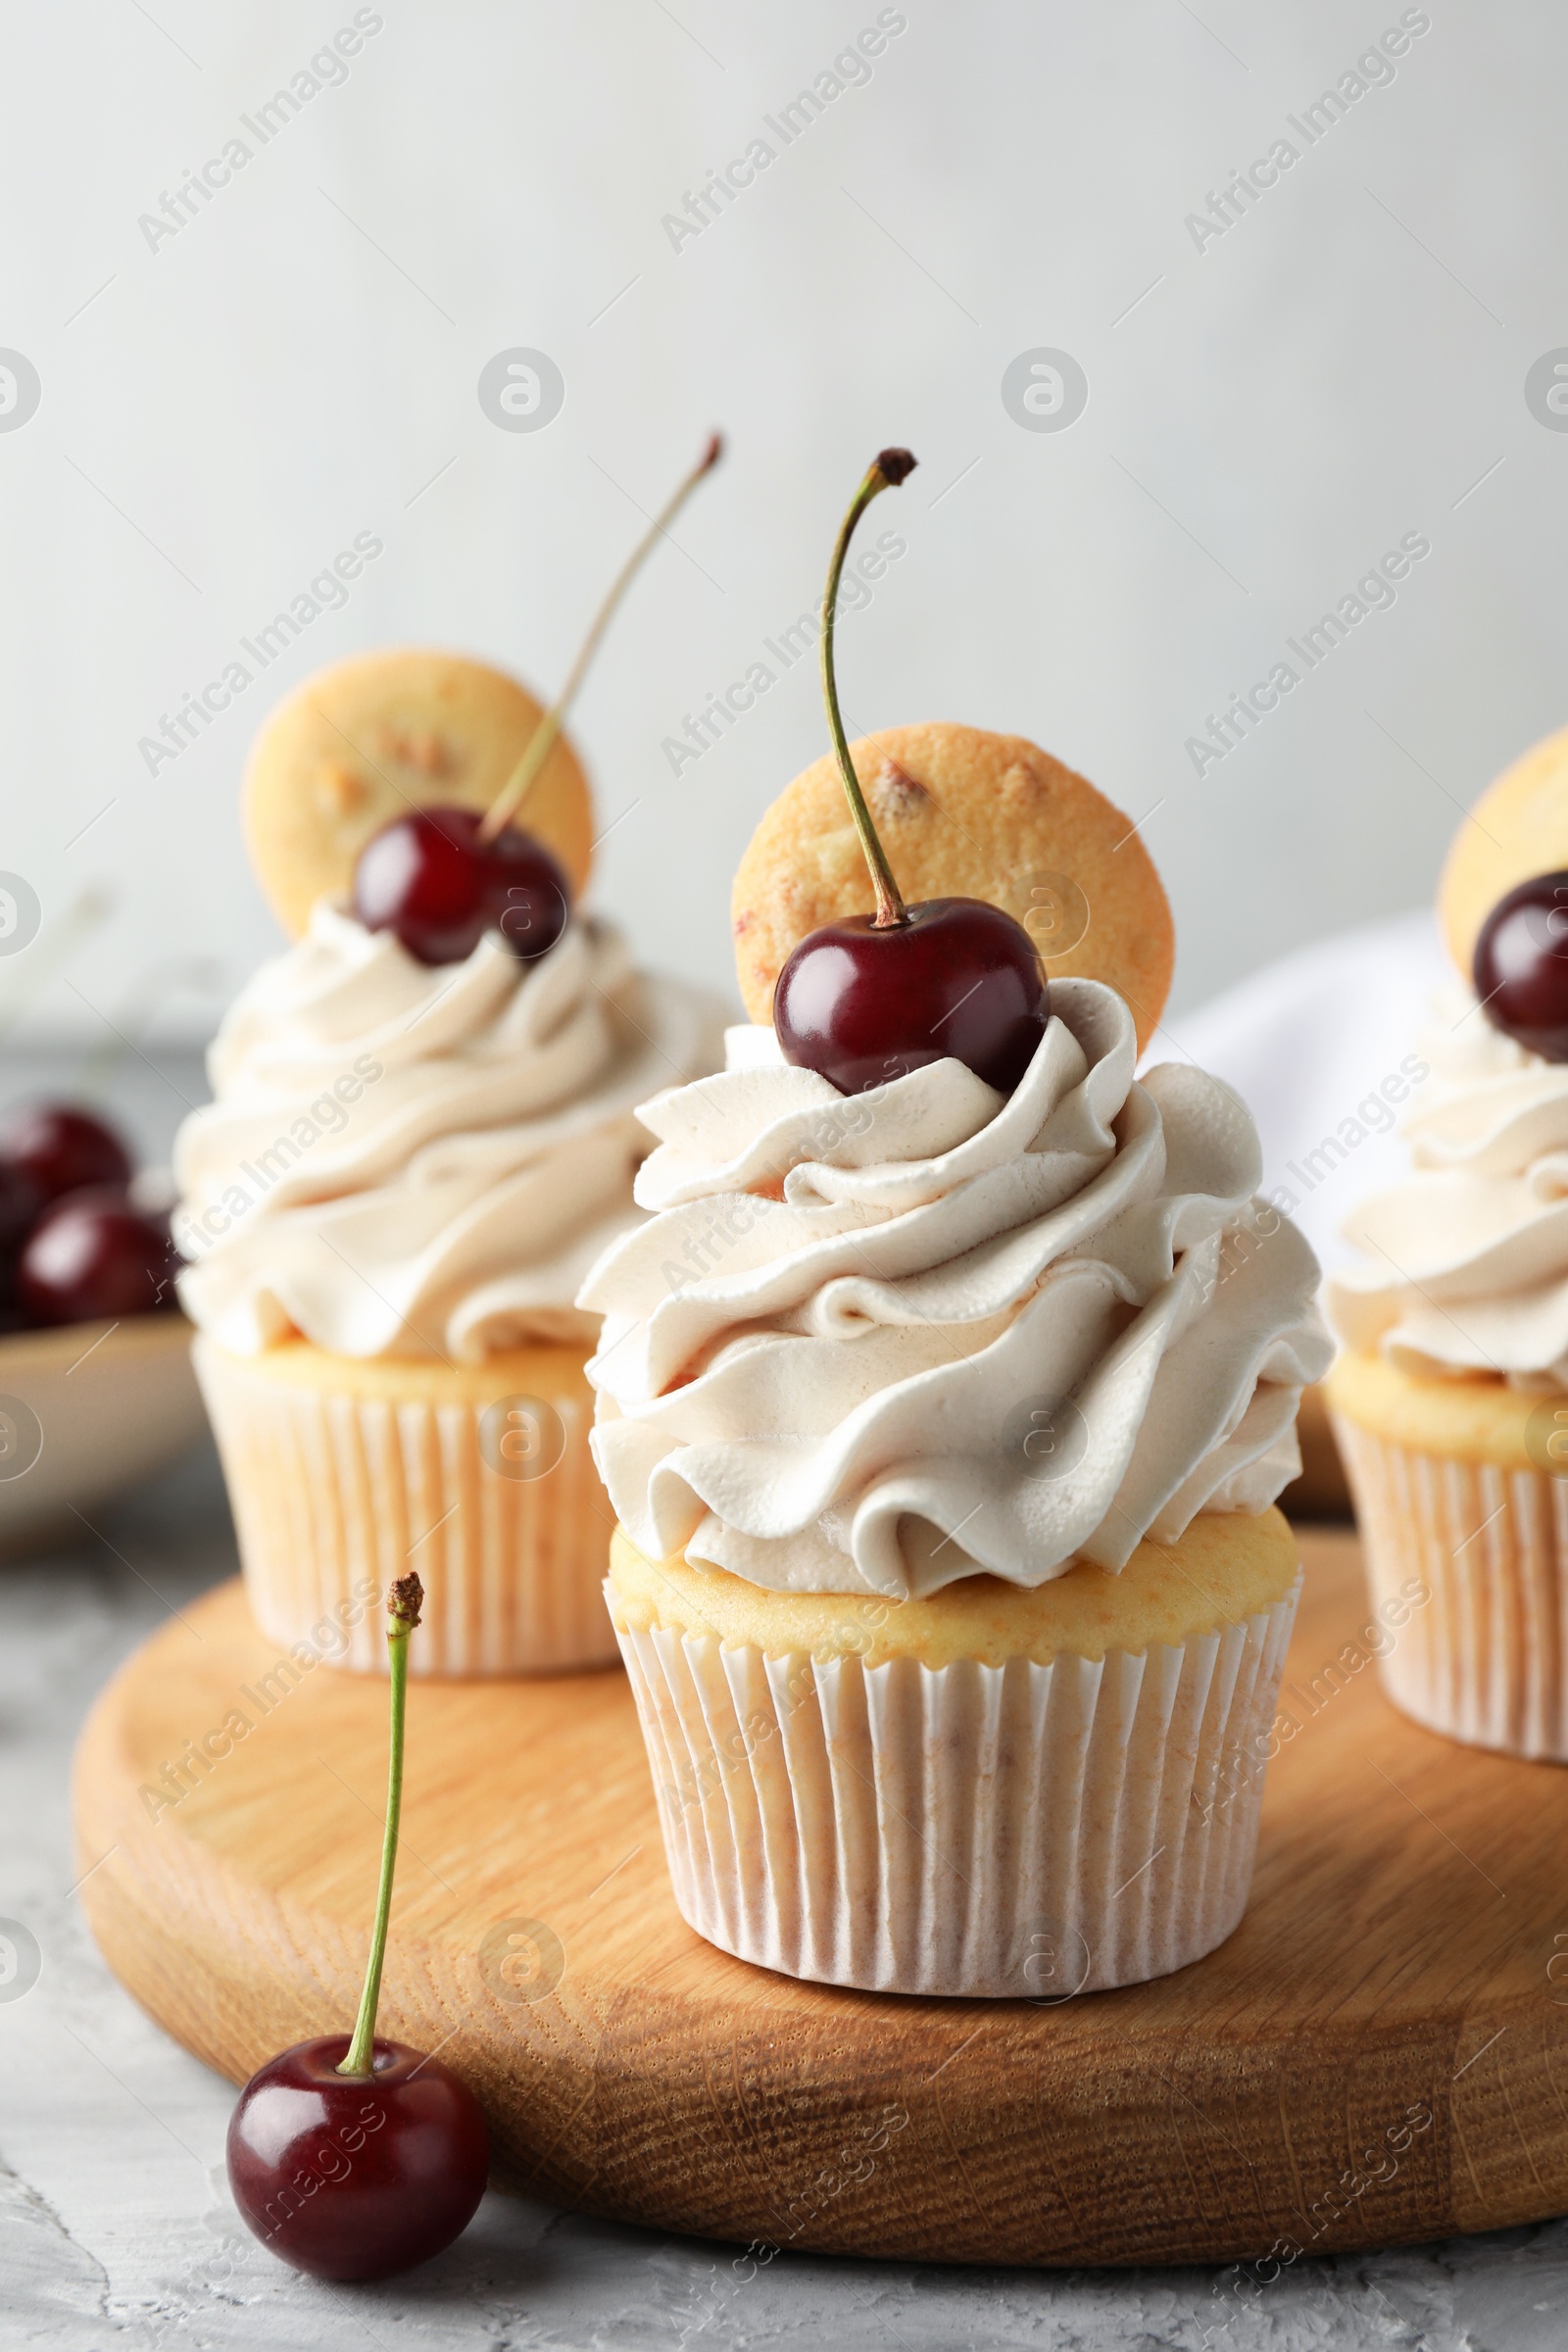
176,443 -> 727,1676
1327,727 -> 1568,1757
581,451 -> 1332,1996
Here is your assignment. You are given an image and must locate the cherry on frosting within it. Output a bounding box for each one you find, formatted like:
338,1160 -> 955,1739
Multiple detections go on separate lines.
1474,869 -> 1568,1062
776,898 -> 1048,1096
772,449 -> 1048,1100
353,434 -> 726,972
353,806 -> 567,969
481,813 -> 572,958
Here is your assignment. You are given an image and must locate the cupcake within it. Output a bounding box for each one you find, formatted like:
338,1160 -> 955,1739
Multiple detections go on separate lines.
177,645 -> 724,1675
579,449 -> 1331,1995
1327,724 -> 1568,1757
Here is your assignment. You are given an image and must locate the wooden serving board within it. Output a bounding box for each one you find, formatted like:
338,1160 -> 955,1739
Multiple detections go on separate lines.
74,1531 -> 1568,2268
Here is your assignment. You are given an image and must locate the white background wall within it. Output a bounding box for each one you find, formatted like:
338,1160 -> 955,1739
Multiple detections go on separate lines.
2,0 -> 1562,1048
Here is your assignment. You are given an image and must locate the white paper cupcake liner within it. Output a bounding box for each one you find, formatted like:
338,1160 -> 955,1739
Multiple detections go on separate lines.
615,1574 -> 1300,1997
195,1337 -> 618,1677
1333,1414 -> 1568,1759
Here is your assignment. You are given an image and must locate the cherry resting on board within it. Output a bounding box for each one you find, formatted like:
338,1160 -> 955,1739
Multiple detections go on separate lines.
225,1574 -> 489,2281
772,448 -> 1048,1098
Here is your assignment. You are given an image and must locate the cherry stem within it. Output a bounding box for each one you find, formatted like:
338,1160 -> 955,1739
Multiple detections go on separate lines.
479,431 -> 725,845
337,1573 -> 423,2080
818,447 -> 917,930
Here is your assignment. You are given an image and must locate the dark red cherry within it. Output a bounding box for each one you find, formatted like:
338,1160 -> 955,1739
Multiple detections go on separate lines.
0,1160 -> 42,1293
479,819 -> 572,960
354,806 -> 491,964
17,1188 -> 177,1324
0,1102 -> 131,1208
1475,870 -> 1568,1061
354,805 -> 567,967
226,2034 -> 488,2283
775,896 -> 1049,1096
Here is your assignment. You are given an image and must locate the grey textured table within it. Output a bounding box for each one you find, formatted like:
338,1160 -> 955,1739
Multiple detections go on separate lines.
2,1053 -> 1567,2347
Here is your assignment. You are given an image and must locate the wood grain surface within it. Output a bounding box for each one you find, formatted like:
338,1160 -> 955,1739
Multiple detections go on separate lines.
74,1530 -> 1568,2267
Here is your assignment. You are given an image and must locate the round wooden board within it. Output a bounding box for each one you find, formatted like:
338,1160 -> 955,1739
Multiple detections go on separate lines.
74,1531 -> 1568,2269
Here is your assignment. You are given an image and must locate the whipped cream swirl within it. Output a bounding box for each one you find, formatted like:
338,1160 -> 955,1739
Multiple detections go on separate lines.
580,980 -> 1331,1598
1330,995 -> 1568,1387
175,904 -> 725,1361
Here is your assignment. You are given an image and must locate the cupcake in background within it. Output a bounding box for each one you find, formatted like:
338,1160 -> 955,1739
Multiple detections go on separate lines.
177,434 -> 729,1676
1328,723 -> 1568,1757
178,855 -> 723,1677
582,450 -> 1331,1997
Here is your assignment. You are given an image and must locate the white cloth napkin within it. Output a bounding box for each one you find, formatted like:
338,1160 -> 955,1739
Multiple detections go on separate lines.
1155,908 -> 1451,1281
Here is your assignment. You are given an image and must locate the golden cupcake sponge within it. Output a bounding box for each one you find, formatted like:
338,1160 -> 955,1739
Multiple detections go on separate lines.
730,720 -> 1175,1053
1438,720 -> 1568,982
608,1508 -> 1298,1669
243,649 -> 596,938
1326,1348 -> 1545,1471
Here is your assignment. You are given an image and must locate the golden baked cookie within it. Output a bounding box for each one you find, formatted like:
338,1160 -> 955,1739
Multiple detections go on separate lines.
244,649 -> 595,938
1438,720 -> 1568,980
730,721 -> 1174,1051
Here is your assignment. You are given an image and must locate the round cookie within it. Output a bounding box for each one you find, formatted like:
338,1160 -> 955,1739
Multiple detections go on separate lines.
1438,721 -> 1568,983
244,649 -> 596,938
731,721 -> 1175,1051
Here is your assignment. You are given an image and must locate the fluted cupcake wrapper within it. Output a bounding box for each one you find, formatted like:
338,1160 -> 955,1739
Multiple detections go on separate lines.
1333,1414 -> 1568,1759
615,1574 -> 1299,1998
195,1337 -> 618,1677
